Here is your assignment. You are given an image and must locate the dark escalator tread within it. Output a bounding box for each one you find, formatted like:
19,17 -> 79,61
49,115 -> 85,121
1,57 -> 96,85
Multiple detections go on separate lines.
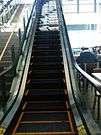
33,46 -> 61,50
34,34 -> 59,38
26,88 -> 66,100
33,47 -> 61,51
33,47 -> 62,54
27,84 -> 66,89
33,57 -> 63,63
21,112 -> 69,121
28,79 -> 64,83
28,88 -> 65,92
33,42 -> 61,46
28,70 -> 64,79
25,94 -> 66,101
33,42 -> 60,45
27,79 -> 65,89
24,101 -> 67,111
34,38 -> 60,43
33,50 -> 62,56
33,59 -> 62,63
16,122 -> 71,133
31,55 -> 62,59
31,62 -> 63,66
35,31 -> 59,36
29,69 -> 64,74
30,63 -> 64,70
26,88 -> 65,92
35,33 -> 59,36
34,39 -> 60,43
35,34 -> 59,38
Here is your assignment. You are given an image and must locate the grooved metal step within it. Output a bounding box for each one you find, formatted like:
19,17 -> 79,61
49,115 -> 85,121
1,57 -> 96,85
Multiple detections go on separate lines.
28,69 -> 64,79
16,122 -> 71,133
30,62 -> 64,70
33,50 -> 62,56
22,101 -> 67,111
21,112 -> 68,121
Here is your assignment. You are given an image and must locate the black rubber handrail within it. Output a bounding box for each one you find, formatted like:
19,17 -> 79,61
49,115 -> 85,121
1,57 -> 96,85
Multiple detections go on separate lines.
0,0 -> 38,124
58,0 -> 101,94
57,0 -> 101,134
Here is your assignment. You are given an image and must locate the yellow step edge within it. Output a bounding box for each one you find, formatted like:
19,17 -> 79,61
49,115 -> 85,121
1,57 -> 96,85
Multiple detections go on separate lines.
15,131 -> 75,135
20,120 -> 70,123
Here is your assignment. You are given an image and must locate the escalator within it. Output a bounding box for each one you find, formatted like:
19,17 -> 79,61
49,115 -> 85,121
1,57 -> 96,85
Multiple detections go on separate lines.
4,0 -> 78,134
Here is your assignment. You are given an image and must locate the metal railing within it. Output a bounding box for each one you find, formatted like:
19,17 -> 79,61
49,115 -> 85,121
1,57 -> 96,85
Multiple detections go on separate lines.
57,0 -> 101,134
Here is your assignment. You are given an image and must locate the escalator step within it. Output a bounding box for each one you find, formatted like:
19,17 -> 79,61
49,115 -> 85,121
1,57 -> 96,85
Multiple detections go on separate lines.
31,55 -> 62,59
33,49 -> 61,53
21,112 -> 69,121
23,101 -> 67,111
16,122 -> 71,133
25,88 -> 66,101
25,88 -> 65,92
33,50 -> 62,56
33,46 -> 61,50
33,57 -> 63,62
30,63 -> 64,70
35,31 -> 59,36
28,70 -> 64,79
25,93 -> 66,101
28,69 -> 64,74
34,34 -> 59,39
27,79 -> 65,89
33,42 -> 61,46
34,38 -> 60,42
27,79 -> 64,83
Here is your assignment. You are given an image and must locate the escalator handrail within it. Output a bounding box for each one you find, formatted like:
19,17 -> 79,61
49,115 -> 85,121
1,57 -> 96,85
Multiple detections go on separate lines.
21,0 -> 37,48
0,0 -> 39,125
57,0 -> 101,94
57,0 -> 101,134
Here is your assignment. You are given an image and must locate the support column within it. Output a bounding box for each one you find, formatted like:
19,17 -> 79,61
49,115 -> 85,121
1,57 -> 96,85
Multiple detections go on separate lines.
94,0 -> 96,12
77,0 -> 79,13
